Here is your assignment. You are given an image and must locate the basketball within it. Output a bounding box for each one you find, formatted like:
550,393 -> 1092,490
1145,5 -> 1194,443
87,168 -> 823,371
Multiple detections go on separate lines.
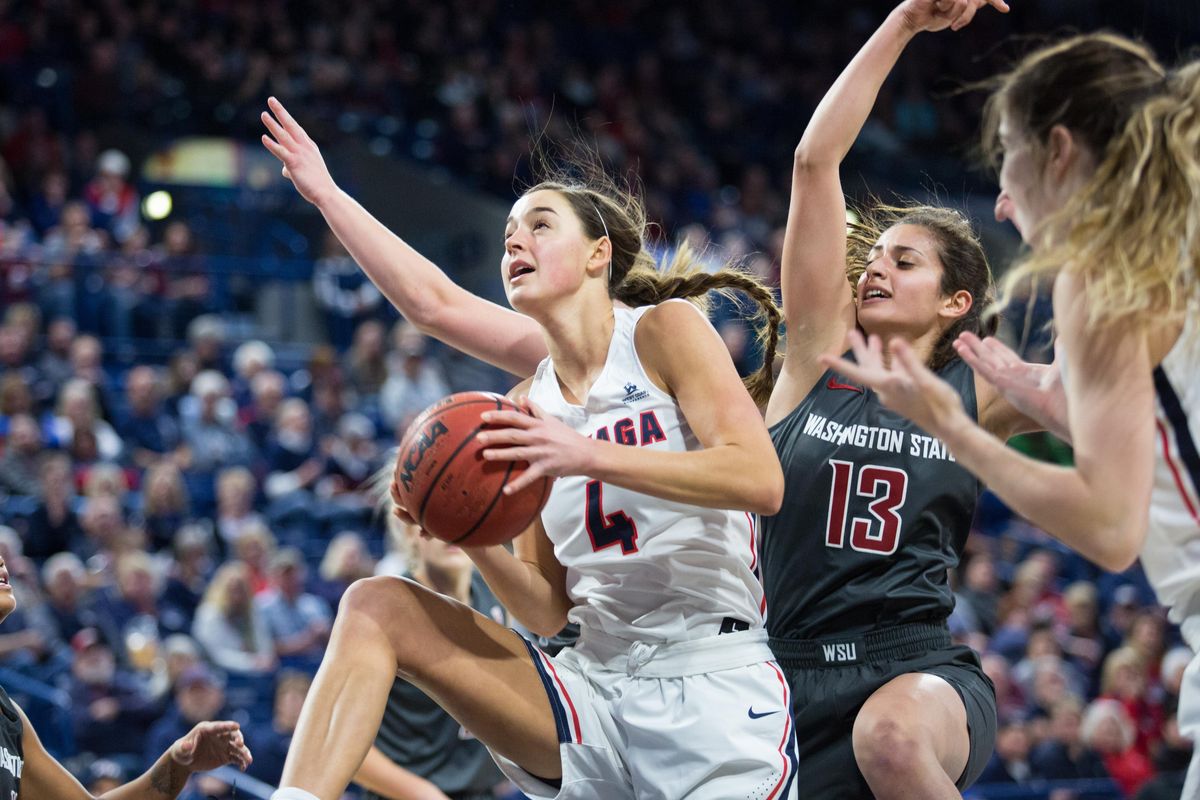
392,391 -> 553,546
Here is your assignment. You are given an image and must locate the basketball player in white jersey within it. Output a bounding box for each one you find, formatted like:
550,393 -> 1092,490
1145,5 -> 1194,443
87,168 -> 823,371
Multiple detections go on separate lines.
261,98 -> 798,800
822,32 -> 1200,797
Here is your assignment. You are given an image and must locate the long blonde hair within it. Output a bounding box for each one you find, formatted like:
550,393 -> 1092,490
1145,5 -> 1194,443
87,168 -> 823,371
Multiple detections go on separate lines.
985,34 -> 1200,328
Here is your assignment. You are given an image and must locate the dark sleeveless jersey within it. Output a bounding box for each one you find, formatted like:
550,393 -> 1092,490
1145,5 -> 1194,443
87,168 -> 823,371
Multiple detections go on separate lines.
364,574 -> 506,799
762,356 -> 981,640
0,686 -> 23,799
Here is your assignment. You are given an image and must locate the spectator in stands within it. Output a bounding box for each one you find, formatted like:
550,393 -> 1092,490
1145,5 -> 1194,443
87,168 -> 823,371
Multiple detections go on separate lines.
978,719 -> 1035,785
312,232 -> 384,351
82,757 -> 128,795
28,169 -> 69,236
323,412 -> 379,495
48,378 -> 123,463
957,550 -> 999,636
313,531 -> 374,610
180,370 -> 255,476
1062,581 -> 1116,693
83,149 -> 140,244
379,321 -> 448,432
33,316 -> 76,405
82,462 -> 130,504
36,201 -> 106,325
160,525 -> 216,634
0,373 -> 33,432
24,451 -> 82,562
1029,696 -> 1110,781
143,664 -> 229,771
309,375 -> 349,443
245,671 -> 311,786
0,412 -> 41,496
95,551 -> 181,658
213,467 -> 265,551
230,340 -> 276,409
1101,646 -> 1164,762
232,522 -> 275,596
1126,611 -> 1168,686
1083,698 -> 1156,797
346,319 -> 388,401
68,626 -> 160,760
242,370 -> 287,454
164,349 -> 200,419
163,225 -> 213,340
141,462 -> 192,552
42,552 -> 97,645
263,398 -> 324,502
117,365 -> 184,470
191,561 -> 275,676
77,494 -> 132,576
255,548 -> 330,672
1137,712 -> 1192,800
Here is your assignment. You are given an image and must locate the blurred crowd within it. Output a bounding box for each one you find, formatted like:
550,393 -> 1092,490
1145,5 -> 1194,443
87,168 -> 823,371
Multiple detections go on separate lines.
0,1 -> 1198,798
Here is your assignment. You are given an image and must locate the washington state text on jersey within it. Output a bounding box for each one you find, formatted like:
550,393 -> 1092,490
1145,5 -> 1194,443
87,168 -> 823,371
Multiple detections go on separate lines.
801,413 -> 956,461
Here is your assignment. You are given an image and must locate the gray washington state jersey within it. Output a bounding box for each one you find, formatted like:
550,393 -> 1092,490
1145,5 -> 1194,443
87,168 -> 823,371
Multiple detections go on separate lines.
0,686 -> 22,799
762,356 -> 980,640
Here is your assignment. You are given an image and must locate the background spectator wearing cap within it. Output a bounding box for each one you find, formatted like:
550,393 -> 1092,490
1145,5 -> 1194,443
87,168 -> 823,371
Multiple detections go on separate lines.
254,547 -> 331,673
379,321 -> 448,434
143,664 -> 229,772
82,149 -> 139,245
67,626 -> 159,763
81,756 -> 128,795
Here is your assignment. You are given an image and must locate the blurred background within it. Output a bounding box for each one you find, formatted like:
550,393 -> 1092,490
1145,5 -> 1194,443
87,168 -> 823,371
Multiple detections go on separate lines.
0,1 -> 1198,798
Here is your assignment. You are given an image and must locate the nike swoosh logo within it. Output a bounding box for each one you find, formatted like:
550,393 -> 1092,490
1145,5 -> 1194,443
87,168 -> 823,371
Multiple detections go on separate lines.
827,377 -> 863,394
748,708 -> 781,719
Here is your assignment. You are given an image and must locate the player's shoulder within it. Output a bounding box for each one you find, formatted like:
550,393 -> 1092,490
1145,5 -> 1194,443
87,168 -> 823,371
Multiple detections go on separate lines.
506,375 -> 536,401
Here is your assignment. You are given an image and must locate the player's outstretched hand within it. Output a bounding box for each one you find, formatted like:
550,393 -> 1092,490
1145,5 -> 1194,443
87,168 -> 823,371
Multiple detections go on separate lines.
954,331 -> 1067,429
898,0 -> 1009,34
170,720 -> 252,773
261,96 -> 338,207
477,398 -> 590,495
820,330 -> 971,437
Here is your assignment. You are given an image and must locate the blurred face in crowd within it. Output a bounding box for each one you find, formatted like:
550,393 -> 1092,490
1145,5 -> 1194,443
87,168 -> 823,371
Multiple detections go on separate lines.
1050,703 -> 1083,746
178,678 -> 224,722
963,553 -> 995,592
73,643 -> 116,686
125,366 -> 160,414
45,563 -> 83,608
47,318 -> 76,355
274,679 -> 309,731
994,723 -> 1030,761
7,415 -> 41,455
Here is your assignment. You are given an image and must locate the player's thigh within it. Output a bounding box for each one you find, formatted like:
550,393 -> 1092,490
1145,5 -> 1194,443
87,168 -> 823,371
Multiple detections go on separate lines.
852,671 -> 970,780
340,576 -> 561,775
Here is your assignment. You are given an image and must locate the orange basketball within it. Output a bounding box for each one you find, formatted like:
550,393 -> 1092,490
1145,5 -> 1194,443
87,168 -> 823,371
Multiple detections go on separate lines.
392,391 -> 553,546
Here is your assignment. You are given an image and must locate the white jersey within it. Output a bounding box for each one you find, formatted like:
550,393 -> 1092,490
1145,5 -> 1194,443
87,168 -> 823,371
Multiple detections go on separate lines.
528,301 -> 765,644
1146,304 -> 1200,626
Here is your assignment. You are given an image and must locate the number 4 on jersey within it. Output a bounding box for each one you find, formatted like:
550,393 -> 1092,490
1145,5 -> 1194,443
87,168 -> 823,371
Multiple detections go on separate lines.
825,460 -> 908,555
585,480 -> 639,554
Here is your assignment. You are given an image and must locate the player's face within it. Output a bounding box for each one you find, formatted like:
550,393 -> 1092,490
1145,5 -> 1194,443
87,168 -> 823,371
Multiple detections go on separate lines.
856,224 -> 950,338
502,190 -> 599,313
994,113 -> 1090,248
0,558 -> 15,624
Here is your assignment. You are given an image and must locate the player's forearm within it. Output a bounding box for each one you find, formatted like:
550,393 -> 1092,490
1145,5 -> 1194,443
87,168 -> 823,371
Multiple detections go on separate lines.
467,547 -> 570,636
353,745 -> 450,800
100,751 -> 190,800
941,418 -> 1145,571
794,10 -> 915,166
586,441 -> 783,515
314,189 -> 544,376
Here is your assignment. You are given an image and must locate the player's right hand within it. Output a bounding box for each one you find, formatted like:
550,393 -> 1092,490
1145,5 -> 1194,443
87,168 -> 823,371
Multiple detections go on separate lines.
897,0 -> 1009,34
261,96 -> 338,207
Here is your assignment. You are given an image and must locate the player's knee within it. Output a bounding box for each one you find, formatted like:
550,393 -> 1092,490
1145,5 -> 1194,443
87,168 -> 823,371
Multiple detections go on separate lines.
853,712 -> 926,784
338,576 -> 427,665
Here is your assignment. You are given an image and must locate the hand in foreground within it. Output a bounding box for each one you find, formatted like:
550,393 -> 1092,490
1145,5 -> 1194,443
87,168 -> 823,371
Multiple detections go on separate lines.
170,721 -> 252,773
476,398 -> 586,495
898,0 -> 1009,34
954,332 -> 1066,426
820,330 -> 971,437
261,96 -> 338,206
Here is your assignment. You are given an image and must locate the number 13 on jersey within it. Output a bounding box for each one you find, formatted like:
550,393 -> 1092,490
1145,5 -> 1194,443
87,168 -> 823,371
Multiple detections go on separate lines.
825,460 -> 909,556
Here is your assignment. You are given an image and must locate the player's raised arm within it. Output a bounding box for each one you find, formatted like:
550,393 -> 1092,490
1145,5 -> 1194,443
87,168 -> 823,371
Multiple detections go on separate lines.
261,97 -> 547,377
775,0 -> 1009,406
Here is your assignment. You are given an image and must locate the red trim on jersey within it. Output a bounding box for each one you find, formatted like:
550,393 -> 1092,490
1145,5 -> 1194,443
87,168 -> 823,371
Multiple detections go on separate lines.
537,650 -> 583,744
765,661 -> 795,800
1157,420 -> 1200,525
746,512 -> 758,572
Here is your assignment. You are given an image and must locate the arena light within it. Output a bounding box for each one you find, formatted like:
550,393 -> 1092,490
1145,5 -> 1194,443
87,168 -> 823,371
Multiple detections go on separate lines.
143,190 -> 173,220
